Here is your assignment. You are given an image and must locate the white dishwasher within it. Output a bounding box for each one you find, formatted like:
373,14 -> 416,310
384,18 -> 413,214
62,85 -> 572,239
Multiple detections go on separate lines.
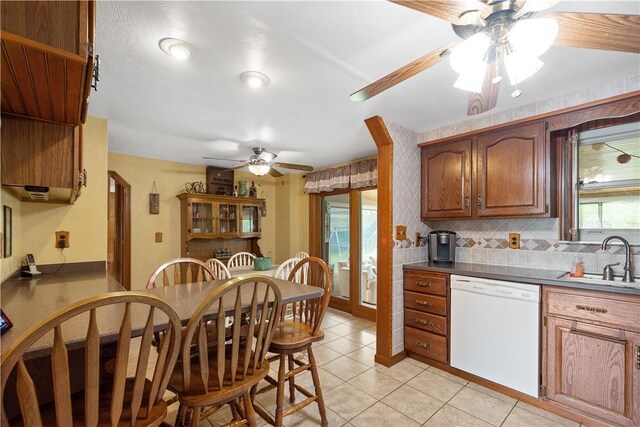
450,275 -> 540,397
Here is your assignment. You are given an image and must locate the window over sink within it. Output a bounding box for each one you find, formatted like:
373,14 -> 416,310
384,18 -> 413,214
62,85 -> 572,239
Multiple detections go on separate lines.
568,120 -> 640,244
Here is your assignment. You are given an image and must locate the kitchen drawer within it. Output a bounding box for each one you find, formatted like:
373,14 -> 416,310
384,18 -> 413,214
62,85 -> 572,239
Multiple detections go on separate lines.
405,291 -> 447,316
404,270 -> 448,296
405,326 -> 448,363
545,287 -> 640,332
405,309 -> 447,335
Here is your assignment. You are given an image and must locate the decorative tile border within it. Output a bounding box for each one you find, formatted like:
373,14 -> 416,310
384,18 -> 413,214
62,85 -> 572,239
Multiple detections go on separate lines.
456,237 -> 638,255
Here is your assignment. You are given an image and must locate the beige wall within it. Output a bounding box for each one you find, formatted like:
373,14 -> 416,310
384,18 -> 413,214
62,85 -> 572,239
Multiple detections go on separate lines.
107,154 -> 282,289
19,116 -> 108,266
0,190 -> 22,280
273,174 -> 311,263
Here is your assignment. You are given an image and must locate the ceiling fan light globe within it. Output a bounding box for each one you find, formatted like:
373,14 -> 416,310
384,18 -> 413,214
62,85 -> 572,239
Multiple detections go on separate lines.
508,18 -> 558,58
504,52 -> 543,85
453,62 -> 487,93
450,33 -> 490,74
248,164 -> 271,176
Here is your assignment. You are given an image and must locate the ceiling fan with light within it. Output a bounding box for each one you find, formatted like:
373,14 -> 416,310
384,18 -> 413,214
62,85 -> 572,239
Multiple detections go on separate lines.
203,147 -> 314,177
350,0 -> 640,115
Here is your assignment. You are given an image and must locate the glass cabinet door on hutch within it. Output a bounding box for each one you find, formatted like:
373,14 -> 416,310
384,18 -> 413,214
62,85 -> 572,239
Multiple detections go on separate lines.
241,205 -> 260,234
189,202 -> 214,235
217,203 -> 239,235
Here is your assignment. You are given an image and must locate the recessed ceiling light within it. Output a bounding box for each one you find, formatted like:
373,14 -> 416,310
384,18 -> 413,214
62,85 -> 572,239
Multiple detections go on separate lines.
511,89 -> 523,98
159,38 -> 191,60
240,71 -> 270,88
491,75 -> 503,84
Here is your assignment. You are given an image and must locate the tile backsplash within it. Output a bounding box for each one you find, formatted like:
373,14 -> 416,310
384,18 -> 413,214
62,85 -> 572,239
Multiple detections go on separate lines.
427,218 -> 639,277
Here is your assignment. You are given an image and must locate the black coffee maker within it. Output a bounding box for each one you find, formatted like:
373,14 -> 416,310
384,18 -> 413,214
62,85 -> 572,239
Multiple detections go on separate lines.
428,230 -> 456,263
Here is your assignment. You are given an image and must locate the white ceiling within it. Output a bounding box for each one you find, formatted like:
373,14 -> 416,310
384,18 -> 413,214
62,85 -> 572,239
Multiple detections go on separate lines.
89,1 -> 640,170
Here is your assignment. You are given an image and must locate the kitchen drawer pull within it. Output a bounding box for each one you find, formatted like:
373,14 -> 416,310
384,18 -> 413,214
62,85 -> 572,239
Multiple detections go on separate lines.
576,304 -> 608,314
417,341 -> 431,350
416,300 -> 432,307
416,281 -> 432,288
416,319 -> 433,326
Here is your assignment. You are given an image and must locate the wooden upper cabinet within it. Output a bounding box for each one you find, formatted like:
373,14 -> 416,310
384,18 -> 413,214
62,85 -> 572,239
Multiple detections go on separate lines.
420,121 -> 552,219
475,121 -> 547,216
1,115 -> 84,204
1,0 -> 95,125
421,138 -> 472,219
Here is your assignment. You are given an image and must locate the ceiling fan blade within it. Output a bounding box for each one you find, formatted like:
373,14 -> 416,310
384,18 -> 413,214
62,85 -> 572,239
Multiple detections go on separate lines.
273,162 -> 314,172
513,0 -> 560,18
268,168 -> 284,177
202,156 -> 246,163
390,1 -> 490,23
549,12 -> 640,53
350,42 -> 457,102
467,61 -> 500,116
451,23 -> 483,39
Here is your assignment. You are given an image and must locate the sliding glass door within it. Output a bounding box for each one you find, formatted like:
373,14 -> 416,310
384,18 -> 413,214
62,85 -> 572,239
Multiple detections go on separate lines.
316,188 -> 377,320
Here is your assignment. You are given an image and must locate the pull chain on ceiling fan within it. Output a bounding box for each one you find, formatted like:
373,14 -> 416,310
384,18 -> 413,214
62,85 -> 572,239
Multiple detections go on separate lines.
350,0 -> 640,115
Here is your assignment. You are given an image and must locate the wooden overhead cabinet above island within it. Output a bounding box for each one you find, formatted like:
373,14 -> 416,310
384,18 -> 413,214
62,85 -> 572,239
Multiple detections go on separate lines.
1,0 -> 96,125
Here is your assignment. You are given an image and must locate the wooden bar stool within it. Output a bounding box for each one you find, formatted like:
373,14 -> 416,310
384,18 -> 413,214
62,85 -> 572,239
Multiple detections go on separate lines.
1,292 -> 182,426
167,276 -> 283,427
251,257 -> 332,427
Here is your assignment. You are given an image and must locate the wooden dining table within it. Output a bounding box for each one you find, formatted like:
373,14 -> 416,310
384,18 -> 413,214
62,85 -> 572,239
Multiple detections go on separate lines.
0,269 -> 322,359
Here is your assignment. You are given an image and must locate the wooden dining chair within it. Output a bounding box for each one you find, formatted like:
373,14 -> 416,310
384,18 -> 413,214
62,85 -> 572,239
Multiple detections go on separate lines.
147,257 -> 216,289
227,252 -> 256,269
1,292 -> 182,426
206,258 -> 232,280
167,276 -> 282,427
251,257 -> 332,427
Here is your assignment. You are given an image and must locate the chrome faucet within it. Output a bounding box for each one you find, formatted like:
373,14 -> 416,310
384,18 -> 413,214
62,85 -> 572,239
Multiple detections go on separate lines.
601,236 -> 634,283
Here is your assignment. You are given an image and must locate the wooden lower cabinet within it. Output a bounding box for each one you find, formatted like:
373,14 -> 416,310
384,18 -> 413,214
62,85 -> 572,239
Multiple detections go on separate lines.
543,286 -> 640,426
404,269 -> 449,364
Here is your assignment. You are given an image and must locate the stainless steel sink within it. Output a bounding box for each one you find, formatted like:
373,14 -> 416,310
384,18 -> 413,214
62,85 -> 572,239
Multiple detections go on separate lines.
557,272 -> 640,288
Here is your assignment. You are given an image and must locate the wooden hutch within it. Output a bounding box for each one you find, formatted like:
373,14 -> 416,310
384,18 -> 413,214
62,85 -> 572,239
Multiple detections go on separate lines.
177,193 -> 264,262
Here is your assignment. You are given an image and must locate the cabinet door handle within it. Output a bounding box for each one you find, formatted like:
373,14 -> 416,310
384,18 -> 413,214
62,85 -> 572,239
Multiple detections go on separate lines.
416,281 -> 432,288
416,319 -> 433,326
575,304 -> 607,314
416,300 -> 432,307
417,341 -> 431,350
636,346 -> 640,370
464,196 -> 470,208
477,194 -> 484,208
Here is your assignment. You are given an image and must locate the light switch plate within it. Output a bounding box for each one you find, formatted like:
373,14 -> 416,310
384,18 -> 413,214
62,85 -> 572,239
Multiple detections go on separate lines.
155,232 -> 163,243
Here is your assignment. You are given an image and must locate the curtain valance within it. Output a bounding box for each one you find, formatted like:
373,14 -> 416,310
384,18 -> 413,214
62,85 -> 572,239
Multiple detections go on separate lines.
304,158 -> 377,193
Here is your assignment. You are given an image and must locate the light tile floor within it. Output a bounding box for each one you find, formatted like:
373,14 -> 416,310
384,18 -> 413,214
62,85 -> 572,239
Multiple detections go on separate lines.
140,308 -> 584,426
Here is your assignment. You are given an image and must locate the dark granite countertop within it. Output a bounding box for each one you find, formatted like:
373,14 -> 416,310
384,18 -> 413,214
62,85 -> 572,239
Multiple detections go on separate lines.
403,261 -> 640,295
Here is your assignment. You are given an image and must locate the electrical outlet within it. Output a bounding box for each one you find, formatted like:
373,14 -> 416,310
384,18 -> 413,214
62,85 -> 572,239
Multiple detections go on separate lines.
55,231 -> 70,249
395,225 -> 407,241
509,233 -> 521,249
